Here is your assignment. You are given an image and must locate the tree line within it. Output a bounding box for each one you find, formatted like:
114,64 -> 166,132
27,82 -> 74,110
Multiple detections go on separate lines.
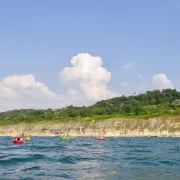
1,89 -> 180,124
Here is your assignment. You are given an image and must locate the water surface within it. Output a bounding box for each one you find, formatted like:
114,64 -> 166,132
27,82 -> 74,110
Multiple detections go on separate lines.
0,137 -> 179,179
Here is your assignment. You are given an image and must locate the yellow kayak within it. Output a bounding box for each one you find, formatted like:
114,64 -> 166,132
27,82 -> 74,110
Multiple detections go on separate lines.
26,137 -> 31,141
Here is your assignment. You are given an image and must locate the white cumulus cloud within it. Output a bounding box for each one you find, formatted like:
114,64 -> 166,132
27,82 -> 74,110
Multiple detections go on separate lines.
152,74 -> 174,90
0,53 -> 117,112
0,74 -> 62,112
60,53 -> 117,101
1,74 -> 57,99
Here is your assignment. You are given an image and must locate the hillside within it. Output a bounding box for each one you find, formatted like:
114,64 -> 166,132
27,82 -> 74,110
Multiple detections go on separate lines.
0,89 -> 180,125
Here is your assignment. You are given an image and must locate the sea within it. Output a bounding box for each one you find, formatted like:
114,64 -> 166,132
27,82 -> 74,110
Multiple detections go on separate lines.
0,137 -> 179,180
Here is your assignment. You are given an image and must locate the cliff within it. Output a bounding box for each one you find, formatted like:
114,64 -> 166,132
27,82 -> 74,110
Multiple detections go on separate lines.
0,118 -> 179,137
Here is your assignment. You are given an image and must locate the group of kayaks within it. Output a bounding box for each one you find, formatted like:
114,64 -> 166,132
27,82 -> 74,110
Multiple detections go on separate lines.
12,136 -> 72,144
12,135 -> 114,144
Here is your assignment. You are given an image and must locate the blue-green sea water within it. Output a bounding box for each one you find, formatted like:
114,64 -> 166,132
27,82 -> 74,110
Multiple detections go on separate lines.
0,137 -> 179,180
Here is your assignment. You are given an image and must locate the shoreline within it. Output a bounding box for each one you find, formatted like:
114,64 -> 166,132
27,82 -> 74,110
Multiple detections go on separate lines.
0,117 -> 179,137
1,135 -> 180,137
1,136 -> 180,137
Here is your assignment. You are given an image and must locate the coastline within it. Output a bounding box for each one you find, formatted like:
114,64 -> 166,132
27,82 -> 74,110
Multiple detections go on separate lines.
0,117 -> 179,137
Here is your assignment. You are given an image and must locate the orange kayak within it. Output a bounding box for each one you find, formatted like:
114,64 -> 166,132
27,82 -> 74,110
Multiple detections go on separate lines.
97,137 -> 105,140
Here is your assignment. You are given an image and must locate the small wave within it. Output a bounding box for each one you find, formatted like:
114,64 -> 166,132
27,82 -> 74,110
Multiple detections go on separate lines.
56,156 -> 76,164
55,155 -> 95,164
29,145 -> 66,153
0,157 -> 30,165
0,154 -> 49,165
23,166 -> 41,171
130,149 -> 152,153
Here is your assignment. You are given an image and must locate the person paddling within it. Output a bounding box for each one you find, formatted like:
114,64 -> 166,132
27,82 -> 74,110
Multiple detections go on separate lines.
20,133 -> 25,140
16,133 -> 24,141
16,136 -> 20,141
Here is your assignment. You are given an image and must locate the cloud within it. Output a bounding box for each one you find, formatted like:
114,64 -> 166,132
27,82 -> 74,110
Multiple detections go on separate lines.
0,74 -> 63,112
152,74 -> 174,90
120,82 -> 129,87
60,53 -> 117,101
1,74 -> 57,99
0,74 -> 90,112
121,62 -> 134,69
0,53 -> 117,112
138,74 -> 146,81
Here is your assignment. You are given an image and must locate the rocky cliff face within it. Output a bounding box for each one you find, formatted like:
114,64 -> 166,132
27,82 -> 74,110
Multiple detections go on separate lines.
0,118 -> 179,137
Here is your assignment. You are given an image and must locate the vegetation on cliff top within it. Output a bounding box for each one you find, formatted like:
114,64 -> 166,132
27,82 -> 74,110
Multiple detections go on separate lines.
1,89 -> 180,125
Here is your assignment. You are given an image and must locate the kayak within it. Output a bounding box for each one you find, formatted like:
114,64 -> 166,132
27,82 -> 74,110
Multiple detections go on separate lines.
60,137 -> 71,140
97,137 -> 104,140
13,139 -> 26,144
26,137 -> 31,141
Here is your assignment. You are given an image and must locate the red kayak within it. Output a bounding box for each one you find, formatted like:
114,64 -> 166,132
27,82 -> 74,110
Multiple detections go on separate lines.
13,139 -> 26,144
97,137 -> 105,140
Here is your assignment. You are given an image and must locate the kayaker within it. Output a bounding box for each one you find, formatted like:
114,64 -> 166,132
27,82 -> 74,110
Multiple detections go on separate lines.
19,133 -> 25,140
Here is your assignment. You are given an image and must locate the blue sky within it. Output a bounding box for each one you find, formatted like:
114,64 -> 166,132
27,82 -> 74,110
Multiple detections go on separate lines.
0,0 -> 180,111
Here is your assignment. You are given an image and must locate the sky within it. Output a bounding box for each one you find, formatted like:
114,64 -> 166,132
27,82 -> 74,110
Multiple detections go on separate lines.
0,0 -> 180,112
